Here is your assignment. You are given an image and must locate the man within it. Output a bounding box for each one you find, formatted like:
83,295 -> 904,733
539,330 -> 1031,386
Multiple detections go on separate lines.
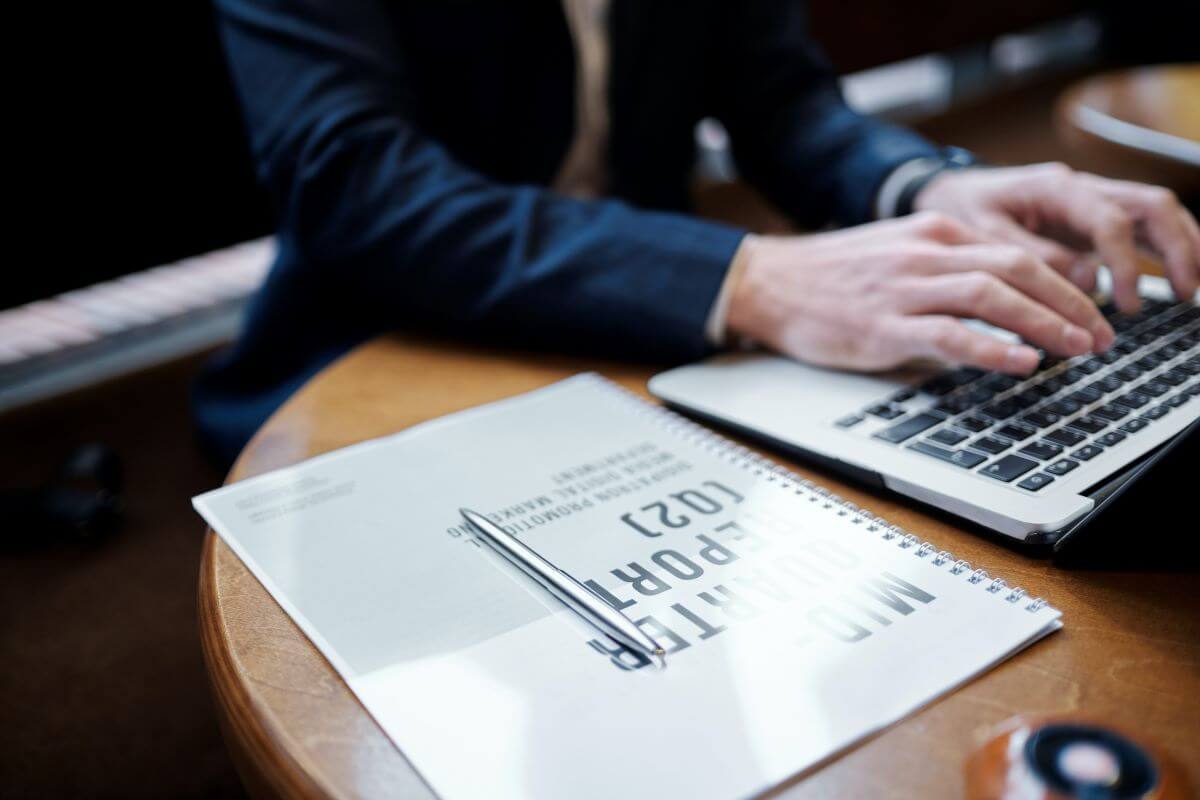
195,0 -> 1200,464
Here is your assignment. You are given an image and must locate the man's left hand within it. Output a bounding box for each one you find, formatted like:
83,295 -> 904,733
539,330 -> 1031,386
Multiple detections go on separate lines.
914,162 -> 1200,312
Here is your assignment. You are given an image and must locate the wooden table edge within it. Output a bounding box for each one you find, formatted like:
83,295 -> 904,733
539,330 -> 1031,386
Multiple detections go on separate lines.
199,354 -> 372,799
199,531 -> 336,800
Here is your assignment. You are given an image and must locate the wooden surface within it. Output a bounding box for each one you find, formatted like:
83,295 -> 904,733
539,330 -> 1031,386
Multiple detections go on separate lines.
1056,64 -> 1200,193
199,336 -> 1200,799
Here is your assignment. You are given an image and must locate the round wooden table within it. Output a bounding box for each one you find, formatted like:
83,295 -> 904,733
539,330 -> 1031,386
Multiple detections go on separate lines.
1056,64 -> 1200,194
200,336 -> 1200,798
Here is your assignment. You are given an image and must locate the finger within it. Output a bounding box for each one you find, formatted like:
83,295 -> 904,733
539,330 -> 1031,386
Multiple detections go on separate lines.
1181,210 -> 1200,300
1108,185 -> 1200,299
898,271 -> 1095,358
1144,204 -> 1200,300
1070,253 -> 1102,295
1030,175 -> 1143,312
977,213 -> 1080,273
895,315 -> 1040,374
924,244 -> 1114,350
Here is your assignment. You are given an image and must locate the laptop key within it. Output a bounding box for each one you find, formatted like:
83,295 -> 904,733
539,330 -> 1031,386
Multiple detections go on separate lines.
1068,416 -> 1108,434
980,399 -> 1021,420
980,454 -> 1038,482
1017,472 -> 1055,491
994,422 -> 1036,441
957,415 -> 991,432
1031,377 -> 1062,397
947,367 -> 985,386
1021,411 -> 1060,428
1059,367 -> 1086,385
1142,405 -> 1170,420
1070,387 -> 1104,404
962,387 -> 994,405
1012,391 -> 1041,409
836,414 -> 865,428
1165,393 -> 1190,407
1019,441 -> 1063,461
1138,381 -> 1170,397
1046,398 -> 1082,416
907,441 -> 987,468
918,376 -> 957,396
970,436 -> 1012,454
929,428 -> 967,445
1113,392 -> 1151,409
1045,428 -> 1086,447
1158,369 -> 1187,386
1045,459 -> 1078,476
1072,444 -> 1104,460
866,404 -> 904,419
934,396 -> 972,415
1115,365 -> 1143,381
1135,355 -> 1161,370
874,412 -> 942,443
982,374 -> 1019,392
1092,404 -> 1130,421
1097,431 -> 1127,447
1119,418 -> 1150,434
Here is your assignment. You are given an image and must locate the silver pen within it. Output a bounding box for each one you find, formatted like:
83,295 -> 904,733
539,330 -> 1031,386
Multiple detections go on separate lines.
460,508 -> 667,668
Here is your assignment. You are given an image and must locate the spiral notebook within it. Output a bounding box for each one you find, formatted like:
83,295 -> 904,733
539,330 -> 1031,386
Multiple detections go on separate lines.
193,374 -> 1062,800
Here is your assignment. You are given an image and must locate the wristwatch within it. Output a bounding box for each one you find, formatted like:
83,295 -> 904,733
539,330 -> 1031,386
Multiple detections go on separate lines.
893,147 -> 982,217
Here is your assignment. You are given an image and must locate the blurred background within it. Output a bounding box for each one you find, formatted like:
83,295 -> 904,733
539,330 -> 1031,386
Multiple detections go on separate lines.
2,1 -> 1196,796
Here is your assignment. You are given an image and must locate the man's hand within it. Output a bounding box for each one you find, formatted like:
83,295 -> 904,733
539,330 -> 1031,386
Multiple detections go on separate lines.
726,212 -> 1115,375
914,163 -> 1200,311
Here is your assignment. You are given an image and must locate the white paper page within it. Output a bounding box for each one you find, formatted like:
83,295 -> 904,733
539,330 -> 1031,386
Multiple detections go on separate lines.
195,374 -> 1061,800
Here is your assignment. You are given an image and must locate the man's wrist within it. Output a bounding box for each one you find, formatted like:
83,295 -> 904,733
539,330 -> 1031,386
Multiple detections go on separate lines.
875,147 -> 980,219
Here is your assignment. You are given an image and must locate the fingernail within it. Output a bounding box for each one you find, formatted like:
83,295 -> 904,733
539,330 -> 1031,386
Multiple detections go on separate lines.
1005,345 -> 1038,375
1063,324 -> 1093,355
1091,320 -> 1115,351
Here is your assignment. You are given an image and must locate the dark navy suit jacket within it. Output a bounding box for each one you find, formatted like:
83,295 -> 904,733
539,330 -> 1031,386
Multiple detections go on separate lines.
195,0 -> 940,464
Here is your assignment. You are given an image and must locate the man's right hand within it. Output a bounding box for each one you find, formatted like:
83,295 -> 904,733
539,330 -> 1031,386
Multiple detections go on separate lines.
725,212 -> 1116,375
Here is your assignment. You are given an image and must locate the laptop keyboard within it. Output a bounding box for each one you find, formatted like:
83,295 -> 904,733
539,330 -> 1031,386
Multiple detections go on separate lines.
834,297 -> 1200,492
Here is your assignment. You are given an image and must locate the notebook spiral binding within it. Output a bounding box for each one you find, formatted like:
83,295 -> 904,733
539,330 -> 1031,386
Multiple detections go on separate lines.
591,374 -> 1050,615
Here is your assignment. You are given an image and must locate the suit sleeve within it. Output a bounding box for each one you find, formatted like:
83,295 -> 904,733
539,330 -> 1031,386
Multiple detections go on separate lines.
214,0 -> 743,361
710,0 -> 941,228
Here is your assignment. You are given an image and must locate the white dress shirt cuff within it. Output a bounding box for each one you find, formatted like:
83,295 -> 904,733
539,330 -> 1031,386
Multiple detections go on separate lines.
704,234 -> 757,347
874,156 -> 947,219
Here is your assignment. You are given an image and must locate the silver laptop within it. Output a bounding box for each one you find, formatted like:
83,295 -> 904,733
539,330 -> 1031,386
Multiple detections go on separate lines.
650,274 -> 1199,545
